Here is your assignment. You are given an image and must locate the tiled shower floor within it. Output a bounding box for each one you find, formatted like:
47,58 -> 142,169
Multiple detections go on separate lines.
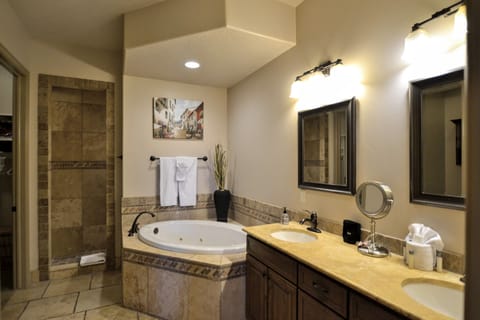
1,271 -> 158,320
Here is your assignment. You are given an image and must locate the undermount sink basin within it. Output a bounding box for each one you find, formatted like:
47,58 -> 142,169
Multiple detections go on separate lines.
270,230 -> 317,243
402,279 -> 464,320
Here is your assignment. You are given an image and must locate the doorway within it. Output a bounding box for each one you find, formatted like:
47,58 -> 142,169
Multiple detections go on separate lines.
0,62 -> 15,290
0,45 -> 29,298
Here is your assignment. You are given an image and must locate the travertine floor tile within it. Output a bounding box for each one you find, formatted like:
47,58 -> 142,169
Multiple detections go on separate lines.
91,271 -> 121,289
138,312 -> 160,319
19,293 -> 77,320
2,282 -> 48,305
48,312 -> 86,320
75,285 -> 121,312
85,304 -> 137,320
1,302 -> 27,319
44,274 -> 91,297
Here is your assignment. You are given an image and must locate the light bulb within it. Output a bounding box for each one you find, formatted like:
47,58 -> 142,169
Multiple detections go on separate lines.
184,61 -> 200,69
453,5 -> 467,40
289,80 -> 303,99
402,28 -> 430,62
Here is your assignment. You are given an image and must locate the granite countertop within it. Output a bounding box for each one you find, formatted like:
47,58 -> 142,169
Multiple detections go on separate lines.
243,222 -> 463,320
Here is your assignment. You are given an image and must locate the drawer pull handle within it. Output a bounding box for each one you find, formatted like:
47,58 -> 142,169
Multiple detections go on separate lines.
312,282 -> 329,294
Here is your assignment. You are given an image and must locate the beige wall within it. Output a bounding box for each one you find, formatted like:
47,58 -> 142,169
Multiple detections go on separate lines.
228,0 -> 466,254
122,75 -> 227,197
0,64 -> 14,115
1,0 -> 122,274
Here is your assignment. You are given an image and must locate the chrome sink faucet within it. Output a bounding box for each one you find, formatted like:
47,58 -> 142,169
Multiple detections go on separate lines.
300,210 -> 321,233
128,211 -> 155,237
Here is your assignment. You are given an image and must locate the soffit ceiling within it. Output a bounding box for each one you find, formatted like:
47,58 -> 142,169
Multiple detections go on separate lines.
9,0 -> 303,87
124,27 -> 294,88
8,0 -> 303,52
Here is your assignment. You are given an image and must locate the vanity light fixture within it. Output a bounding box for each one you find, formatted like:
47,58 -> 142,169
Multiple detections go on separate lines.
402,0 -> 466,62
453,4 -> 467,39
184,60 -> 200,69
289,59 -> 342,99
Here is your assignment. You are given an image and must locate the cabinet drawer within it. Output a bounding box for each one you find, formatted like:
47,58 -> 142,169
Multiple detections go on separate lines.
247,236 -> 297,284
298,264 -> 348,318
298,290 -> 344,320
349,291 -> 408,320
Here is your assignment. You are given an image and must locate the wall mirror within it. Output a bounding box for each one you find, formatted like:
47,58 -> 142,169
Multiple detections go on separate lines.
298,98 -> 356,194
410,69 -> 465,209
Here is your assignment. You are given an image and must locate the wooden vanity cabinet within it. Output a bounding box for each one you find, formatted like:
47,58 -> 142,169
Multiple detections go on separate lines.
246,236 -> 409,320
298,264 -> 348,318
247,237 -> 297,320
298,290 -> 344,320
246,255 -> 268,320
349,291 -> 408,320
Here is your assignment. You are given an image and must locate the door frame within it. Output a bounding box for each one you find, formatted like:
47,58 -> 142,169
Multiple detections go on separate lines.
0,43 -> 30,289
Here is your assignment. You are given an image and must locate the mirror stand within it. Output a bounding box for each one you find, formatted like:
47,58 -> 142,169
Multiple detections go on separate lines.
355,181 -> 393,258
357,219 -> 389,258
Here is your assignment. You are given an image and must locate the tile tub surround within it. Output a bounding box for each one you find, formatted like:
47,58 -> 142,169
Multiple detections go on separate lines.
244,223 -> 463,320
121,213 -> 246,320
38,74 -> 116,281
230,194 -> 465,274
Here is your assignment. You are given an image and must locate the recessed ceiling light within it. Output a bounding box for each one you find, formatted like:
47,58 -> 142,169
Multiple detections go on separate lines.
185,61 -> 200,69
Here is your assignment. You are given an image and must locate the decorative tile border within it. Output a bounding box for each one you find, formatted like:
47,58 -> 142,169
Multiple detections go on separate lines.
123,249 -> 246,281
121,194 -> 214,215
231,195 -> 465,274
49,161 -> 106,170
120,194 -> 464,274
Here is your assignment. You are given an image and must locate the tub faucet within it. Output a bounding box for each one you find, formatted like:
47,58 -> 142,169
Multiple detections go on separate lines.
460,274 -> 466,283
128,211 -> 155,237
299,210 -> 321,233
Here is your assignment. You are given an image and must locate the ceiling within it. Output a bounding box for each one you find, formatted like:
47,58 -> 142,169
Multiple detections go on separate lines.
124,27 -> 294,88
8,0 -> 303,52
8,0 -> 303,87
8,0 -> 166,52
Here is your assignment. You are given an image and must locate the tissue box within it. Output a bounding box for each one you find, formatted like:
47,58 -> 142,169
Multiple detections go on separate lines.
405,241 -> 436,271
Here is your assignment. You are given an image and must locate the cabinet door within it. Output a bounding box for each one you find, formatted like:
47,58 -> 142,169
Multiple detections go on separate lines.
349,291 -> 408,320
298,290 -> 344,320
246,255 -> 268,320
267,269 -> 297,320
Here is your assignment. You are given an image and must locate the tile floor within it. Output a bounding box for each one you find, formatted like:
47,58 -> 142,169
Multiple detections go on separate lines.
1,271 -> 159,320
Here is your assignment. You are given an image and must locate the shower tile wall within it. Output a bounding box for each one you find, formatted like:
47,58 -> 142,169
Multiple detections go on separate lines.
304,114 -> 328,182
50,87 -> 107,262
38,75 -> 115,281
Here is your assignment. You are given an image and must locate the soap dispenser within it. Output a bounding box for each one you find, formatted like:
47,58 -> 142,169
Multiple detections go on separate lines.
281,207 -> 289,225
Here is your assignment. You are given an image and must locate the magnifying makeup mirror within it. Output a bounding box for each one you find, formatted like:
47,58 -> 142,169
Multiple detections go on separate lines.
356,181 -> 394,258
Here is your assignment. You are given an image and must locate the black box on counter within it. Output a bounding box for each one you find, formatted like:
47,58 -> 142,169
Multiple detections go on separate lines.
343,220 -> 361,244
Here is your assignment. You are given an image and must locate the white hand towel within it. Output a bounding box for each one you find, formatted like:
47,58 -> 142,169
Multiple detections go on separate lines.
407,223 -> 424,241
176,157 -> 197,206
160,157 -> 178,206
425,235 -> 445,252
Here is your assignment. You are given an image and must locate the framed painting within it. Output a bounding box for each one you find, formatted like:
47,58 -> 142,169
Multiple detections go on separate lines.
153,97 -> 204,140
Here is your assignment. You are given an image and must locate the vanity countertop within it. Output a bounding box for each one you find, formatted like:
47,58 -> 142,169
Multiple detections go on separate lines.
243,222 -> 463,320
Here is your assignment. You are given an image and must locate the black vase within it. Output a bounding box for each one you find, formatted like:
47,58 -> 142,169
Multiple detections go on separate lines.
214,189 -> 231,222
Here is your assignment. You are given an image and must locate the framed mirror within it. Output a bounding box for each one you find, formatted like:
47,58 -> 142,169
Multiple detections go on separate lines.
298,98 -> 356,194
410,69 -> 465,209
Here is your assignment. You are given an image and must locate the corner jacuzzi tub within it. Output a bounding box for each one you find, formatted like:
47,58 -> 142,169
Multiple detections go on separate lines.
138,220 -> 246,254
